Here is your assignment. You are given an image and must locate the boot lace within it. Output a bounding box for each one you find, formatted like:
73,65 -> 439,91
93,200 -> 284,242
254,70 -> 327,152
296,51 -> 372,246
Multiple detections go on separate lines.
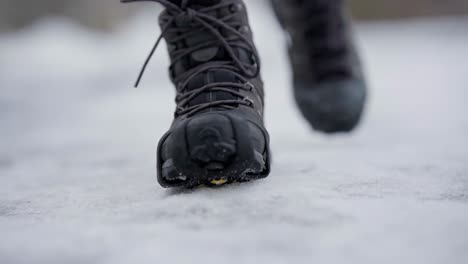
122,0 -> 261,117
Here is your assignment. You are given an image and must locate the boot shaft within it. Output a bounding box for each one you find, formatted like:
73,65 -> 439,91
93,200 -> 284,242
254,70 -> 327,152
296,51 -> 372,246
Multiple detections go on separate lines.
271,0 -> 362,83
156,0 -> 265,118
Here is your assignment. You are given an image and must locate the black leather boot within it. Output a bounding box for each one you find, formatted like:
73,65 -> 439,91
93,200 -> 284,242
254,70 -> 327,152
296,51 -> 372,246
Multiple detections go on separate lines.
122,0 -> 270,187
272,0 -> 367,133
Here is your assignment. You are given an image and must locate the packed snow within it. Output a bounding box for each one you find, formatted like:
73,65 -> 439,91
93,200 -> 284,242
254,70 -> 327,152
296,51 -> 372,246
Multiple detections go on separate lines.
1,2 -> 467,264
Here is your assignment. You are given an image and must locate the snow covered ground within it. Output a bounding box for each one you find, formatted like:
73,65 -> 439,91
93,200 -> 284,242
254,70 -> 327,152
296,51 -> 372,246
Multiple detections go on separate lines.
1,2 -> 468,264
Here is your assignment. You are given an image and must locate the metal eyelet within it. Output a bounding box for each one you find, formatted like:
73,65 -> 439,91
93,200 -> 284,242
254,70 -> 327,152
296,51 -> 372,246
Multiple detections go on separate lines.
245,82 -> 254,91
237,25 -> 250,34
244,97 -> 254,106
229,3 -> 243,13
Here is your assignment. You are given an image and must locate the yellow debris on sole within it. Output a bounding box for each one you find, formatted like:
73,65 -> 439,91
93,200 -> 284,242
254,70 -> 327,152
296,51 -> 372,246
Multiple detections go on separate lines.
210,178 -> 228,186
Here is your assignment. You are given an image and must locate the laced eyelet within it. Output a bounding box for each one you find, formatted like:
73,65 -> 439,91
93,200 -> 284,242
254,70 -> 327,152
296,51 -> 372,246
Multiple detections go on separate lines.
237,25 -> 250,34
244,97 -> 254,106
229,3 -> 243,13
245,82 -> 254,91
175,8 -> 196,27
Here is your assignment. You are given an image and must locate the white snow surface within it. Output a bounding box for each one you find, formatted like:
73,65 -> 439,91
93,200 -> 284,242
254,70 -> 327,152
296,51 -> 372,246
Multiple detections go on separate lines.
1,3 -> 468,264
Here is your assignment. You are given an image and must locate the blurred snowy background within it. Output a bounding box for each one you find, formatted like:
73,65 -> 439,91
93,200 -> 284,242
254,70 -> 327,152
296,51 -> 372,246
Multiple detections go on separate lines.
1,1 -> 468,264
1,0 -> 468,31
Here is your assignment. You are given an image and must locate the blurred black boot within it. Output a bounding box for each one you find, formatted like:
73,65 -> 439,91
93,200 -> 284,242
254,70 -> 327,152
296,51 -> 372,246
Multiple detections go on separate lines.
271,0 -> 367,133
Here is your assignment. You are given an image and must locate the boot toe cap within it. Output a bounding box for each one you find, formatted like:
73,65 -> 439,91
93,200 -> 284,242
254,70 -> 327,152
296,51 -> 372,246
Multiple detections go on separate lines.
294,78 -> 367,133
